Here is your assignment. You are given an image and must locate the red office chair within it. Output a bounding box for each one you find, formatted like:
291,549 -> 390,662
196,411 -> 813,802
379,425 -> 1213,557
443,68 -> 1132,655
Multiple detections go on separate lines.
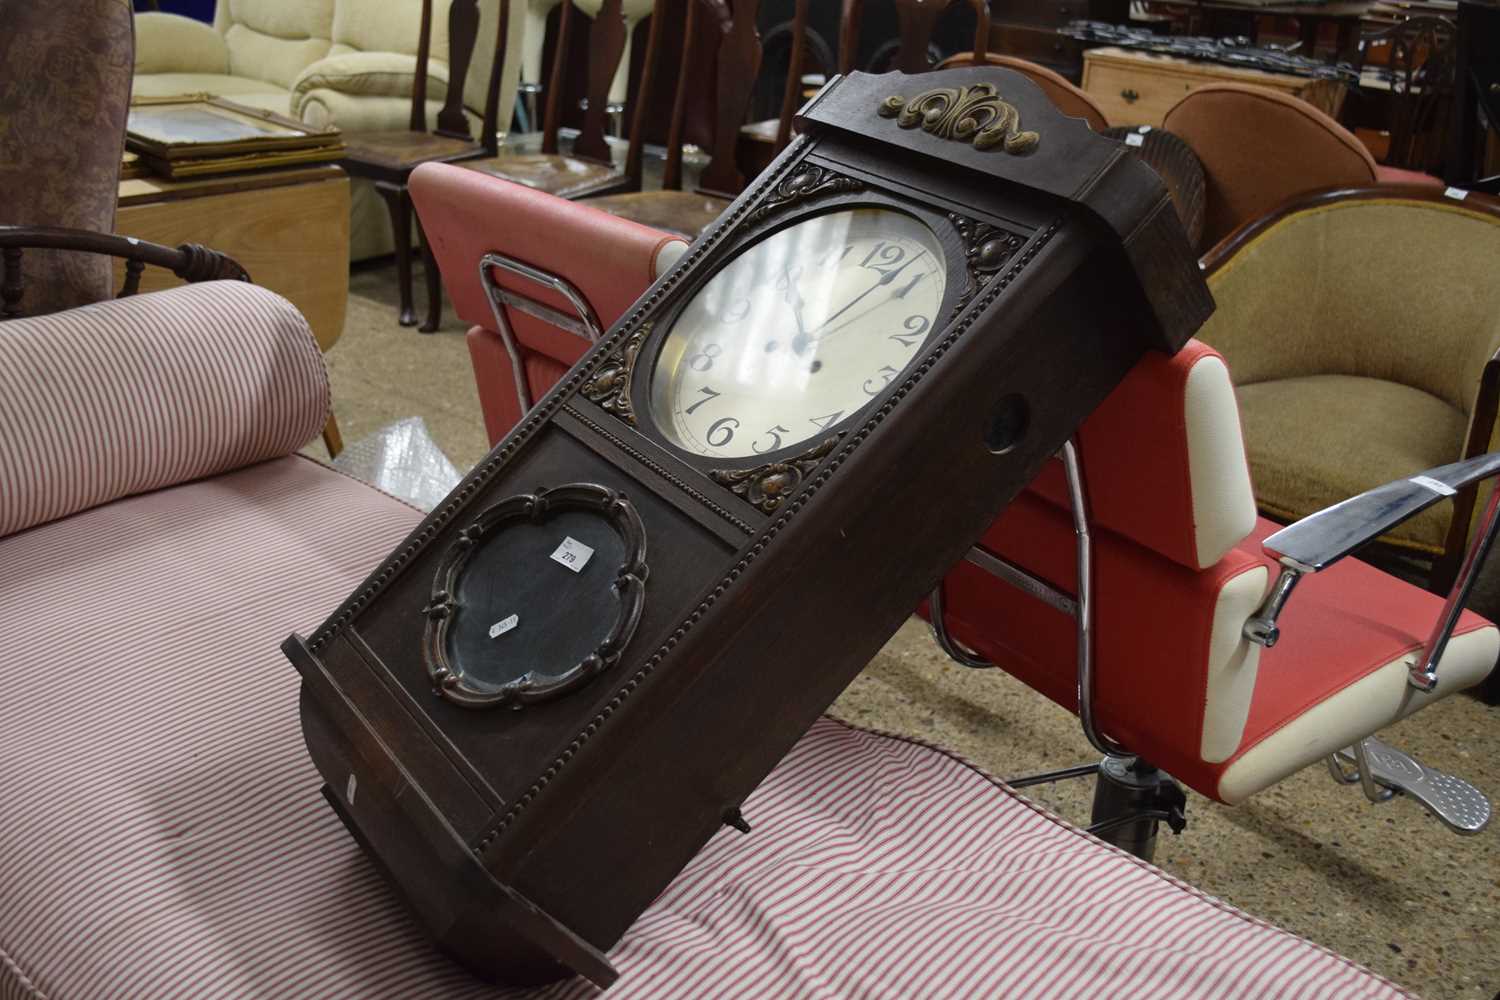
410,162 -> 687,445
924,339 -> 1497,857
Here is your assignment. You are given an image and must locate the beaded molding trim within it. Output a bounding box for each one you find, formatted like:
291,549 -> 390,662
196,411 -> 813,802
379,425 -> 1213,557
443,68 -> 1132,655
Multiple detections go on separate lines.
564,405 -> 755,535
471,216 -> 1064,859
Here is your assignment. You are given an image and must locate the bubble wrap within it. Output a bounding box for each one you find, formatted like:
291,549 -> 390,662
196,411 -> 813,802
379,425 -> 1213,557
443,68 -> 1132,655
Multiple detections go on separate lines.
330,417 -> 462,512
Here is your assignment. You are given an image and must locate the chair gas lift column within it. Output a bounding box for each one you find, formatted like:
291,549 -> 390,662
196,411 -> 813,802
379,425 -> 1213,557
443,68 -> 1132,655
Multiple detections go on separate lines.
926,346 -> 1498,862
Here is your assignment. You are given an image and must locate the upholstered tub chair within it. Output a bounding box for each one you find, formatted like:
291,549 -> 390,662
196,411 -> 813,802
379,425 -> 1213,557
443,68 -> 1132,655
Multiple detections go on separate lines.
1198,187 -> 1500,591
1164,83 -> 1443,251
133,0 -> 523,262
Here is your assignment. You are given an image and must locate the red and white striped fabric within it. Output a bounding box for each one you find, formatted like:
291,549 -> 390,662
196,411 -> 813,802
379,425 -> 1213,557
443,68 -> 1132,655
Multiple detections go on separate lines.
0,281 -> 328,537
0,456 -> 1410,999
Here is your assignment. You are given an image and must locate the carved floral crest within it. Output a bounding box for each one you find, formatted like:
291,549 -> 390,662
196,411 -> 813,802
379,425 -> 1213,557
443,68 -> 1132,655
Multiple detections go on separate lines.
878,83 -> 1040,155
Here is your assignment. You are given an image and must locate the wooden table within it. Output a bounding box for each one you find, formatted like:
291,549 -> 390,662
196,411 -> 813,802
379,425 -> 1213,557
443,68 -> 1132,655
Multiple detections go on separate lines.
115,164 -> 350,353
1081,45 -> 1348,128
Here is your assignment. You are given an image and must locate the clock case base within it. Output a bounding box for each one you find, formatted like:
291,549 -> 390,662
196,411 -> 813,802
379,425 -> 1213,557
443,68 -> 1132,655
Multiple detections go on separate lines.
285,67 -> 1211,989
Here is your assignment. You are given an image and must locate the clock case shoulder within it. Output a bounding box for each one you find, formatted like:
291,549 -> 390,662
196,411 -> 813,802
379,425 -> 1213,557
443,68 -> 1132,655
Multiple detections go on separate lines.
797,66 -> 1214,353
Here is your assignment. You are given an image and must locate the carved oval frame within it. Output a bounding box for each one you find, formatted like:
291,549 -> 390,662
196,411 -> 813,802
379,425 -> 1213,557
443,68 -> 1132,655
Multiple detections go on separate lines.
421,483 -> 648,710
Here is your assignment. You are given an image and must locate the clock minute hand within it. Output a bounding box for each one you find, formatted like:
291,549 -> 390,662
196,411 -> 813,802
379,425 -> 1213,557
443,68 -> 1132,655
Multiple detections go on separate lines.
811,251 -> 927,336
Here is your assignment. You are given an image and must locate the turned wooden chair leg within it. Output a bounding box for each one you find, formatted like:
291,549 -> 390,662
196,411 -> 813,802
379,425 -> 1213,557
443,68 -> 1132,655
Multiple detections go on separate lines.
375,180 -> 418,327
322,412 -> 345,458
416,215 -> 443,334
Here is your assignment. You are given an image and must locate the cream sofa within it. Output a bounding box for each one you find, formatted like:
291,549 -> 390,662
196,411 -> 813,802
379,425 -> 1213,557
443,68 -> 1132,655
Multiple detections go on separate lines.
134,0 -> 523,262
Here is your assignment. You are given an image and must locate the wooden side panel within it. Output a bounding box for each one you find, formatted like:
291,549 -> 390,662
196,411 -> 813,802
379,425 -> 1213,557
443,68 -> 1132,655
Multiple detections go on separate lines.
113,175 -> 350,352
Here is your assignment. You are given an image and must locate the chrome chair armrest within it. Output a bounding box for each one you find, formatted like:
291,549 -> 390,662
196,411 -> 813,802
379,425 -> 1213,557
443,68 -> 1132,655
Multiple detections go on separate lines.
1245,451 -> 1500,691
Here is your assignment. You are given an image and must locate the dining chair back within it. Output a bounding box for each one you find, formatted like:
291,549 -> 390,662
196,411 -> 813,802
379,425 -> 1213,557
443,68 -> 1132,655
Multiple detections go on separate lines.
340,0 -> 511,331
839,0 -> 990,75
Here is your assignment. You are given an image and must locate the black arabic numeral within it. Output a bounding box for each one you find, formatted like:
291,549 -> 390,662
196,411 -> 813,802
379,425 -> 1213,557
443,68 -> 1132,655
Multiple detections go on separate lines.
684,385 -> 721,415
707,416 -> 740,447
890,314 -> 930,348
894,270 -> 925,299
861,241 -> 907,277
752,424 -> 790,454
809,410 -> 844,431
689,343 -> 723,372
862,365 -> 899,396
820,244 -> 854,269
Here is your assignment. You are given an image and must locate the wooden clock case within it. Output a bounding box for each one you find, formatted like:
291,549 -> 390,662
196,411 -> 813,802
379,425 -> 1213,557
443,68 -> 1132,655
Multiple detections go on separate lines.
284,66 -> 1212,988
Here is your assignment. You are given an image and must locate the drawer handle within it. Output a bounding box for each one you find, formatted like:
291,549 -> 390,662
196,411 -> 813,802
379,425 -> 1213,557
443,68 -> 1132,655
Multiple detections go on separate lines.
1121,88 -> 1140,104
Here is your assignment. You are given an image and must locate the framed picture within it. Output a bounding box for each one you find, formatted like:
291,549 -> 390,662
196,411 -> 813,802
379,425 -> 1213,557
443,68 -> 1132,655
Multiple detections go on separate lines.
126,95 -> 341,161
125,95 -> 343,178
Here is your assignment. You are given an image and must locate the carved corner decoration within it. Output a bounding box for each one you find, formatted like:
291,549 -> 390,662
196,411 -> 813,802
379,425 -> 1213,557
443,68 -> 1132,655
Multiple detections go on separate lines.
422,483 -> 648,710
748,165 -> 865,224
949,214 -> 1028,313
580,323 -> 650,426
878,83 -> 1040,155
710,435 -> 843,514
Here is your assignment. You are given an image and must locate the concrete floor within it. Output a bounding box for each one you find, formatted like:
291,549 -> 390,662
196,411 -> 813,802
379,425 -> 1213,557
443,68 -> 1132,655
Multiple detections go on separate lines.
325,260 -> 1500,1000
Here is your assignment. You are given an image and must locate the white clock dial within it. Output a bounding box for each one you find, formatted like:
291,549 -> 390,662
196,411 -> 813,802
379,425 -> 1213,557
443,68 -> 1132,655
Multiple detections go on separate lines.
649,207 -> 947,459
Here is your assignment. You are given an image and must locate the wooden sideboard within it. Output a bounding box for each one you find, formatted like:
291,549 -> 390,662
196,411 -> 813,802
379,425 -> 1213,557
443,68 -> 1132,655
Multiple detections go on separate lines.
1081,46 -> 1348,127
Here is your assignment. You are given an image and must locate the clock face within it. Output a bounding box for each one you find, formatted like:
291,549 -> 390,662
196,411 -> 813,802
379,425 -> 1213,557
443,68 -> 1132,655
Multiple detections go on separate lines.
648,207 -> 948,459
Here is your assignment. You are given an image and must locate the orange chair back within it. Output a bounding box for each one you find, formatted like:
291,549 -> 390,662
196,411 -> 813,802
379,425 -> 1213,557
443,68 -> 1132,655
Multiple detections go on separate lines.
1162,83 -> 1378,250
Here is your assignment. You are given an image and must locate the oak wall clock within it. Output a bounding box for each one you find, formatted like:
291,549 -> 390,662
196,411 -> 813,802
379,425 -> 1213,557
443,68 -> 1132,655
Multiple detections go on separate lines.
285,66 -> 1212,988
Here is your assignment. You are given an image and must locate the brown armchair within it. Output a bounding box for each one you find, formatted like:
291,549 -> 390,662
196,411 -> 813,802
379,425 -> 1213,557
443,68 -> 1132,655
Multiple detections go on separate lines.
1163,82 -> 1386,250
1197,186 -> 1500,592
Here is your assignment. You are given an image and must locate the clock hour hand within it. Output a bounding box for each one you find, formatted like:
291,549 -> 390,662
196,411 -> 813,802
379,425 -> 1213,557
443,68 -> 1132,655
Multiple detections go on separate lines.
779,265 -> 816,355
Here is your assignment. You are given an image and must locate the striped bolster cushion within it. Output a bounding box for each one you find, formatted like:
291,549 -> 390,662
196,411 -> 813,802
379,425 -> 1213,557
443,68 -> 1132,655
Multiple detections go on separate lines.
0,281 -> 328,537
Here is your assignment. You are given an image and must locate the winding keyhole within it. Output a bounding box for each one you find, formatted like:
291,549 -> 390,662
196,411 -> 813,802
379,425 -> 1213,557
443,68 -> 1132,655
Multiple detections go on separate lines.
985,394 -> 1030,455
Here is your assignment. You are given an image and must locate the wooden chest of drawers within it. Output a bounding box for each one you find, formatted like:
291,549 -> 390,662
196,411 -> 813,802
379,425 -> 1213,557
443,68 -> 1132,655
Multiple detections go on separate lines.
1081,46 -> 1347,128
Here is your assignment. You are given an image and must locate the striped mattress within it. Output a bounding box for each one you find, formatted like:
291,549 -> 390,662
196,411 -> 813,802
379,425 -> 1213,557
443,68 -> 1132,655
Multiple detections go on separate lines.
0,455 -> 1412,999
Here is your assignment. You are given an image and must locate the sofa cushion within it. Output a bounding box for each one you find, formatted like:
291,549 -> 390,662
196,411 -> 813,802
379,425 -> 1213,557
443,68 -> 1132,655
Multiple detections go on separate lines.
130,71 -> 292,109
221,0 -> 336,91
295,89 -> 456,133
0,282 -> 328,538
0,460 -> 1411,1000
291,51 -> 449,107
133,11 -> 230,75
332,0 -> 445,58
1237,374 -> 1467,553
